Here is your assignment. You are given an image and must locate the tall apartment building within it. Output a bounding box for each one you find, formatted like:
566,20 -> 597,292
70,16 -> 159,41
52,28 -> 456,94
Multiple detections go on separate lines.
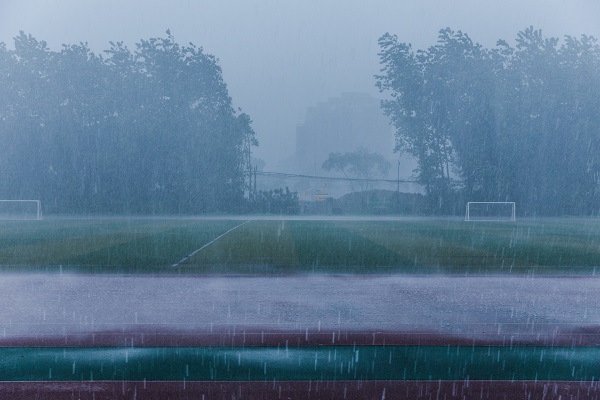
294,92 -> 395,175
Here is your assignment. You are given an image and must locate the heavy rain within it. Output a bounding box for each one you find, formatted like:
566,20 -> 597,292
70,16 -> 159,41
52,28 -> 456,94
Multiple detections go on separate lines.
1,1 -> 600,399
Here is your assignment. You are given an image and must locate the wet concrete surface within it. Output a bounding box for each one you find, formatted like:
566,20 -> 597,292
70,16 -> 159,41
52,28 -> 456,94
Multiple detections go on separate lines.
1,274 -> 599,346
3,274 -> 600,399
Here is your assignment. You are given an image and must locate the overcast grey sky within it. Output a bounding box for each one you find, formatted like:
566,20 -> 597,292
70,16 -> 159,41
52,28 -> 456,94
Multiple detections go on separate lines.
1,0 -> 599,167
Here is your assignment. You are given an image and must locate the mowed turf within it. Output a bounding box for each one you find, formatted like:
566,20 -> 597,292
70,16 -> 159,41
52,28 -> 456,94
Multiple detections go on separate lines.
185,218 -> 600,274
0,219 -> 240,273
1,217 -> 600,274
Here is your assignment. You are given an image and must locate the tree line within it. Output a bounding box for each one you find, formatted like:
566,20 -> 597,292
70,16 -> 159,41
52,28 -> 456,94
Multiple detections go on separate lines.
0,30 -> 257,214
377,27 -> 600,216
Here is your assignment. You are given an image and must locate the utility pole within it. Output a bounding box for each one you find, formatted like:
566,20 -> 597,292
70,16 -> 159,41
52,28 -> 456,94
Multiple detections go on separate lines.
248,164 -> 252,199
397,160 -> 400,193
396,160 -> 401,212
253,166 -> 257,195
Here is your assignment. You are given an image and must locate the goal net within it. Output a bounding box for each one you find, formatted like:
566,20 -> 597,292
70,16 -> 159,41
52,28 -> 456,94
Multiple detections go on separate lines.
0,200 -> 42,220
465,202 -> 515,221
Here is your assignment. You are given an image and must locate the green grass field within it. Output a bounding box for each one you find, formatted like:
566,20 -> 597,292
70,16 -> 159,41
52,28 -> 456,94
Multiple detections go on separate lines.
2,217 -> 600,274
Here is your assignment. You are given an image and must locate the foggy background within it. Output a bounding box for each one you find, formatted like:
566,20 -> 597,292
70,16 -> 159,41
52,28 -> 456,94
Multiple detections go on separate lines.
2,0 -> 599,173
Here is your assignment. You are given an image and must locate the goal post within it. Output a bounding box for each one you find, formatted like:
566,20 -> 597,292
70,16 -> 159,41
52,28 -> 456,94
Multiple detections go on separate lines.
465,202 -> 515,222
0,200 -> 42,220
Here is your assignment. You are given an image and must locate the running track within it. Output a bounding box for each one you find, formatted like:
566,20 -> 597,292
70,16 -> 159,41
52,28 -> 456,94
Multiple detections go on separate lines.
1,274 -> 600,399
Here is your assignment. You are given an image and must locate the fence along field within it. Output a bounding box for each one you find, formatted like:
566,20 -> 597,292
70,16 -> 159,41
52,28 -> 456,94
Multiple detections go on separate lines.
1,217 -> 600,274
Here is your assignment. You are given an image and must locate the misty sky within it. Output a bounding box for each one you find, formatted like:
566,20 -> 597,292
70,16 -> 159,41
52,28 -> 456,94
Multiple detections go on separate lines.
1,0 -> 599,168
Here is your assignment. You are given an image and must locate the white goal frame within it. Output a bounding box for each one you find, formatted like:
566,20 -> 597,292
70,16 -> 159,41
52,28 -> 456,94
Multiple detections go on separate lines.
0,200 -> 42,220
465,202 -> 515,222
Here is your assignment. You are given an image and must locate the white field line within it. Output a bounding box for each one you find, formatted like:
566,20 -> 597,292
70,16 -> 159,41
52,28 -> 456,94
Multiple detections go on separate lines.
171,220 -> 251,267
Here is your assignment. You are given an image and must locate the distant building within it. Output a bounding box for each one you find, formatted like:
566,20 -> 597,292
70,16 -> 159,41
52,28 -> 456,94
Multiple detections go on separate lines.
294,92 -> 395,175
261,92 -> 420,198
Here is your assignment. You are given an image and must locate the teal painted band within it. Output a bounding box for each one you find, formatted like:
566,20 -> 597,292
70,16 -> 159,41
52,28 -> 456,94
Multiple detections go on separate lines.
2,345 -> 600,382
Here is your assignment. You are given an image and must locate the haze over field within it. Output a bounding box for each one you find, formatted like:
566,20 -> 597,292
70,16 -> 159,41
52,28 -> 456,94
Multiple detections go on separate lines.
1,0 -> 599,167
4,3 -> 600,397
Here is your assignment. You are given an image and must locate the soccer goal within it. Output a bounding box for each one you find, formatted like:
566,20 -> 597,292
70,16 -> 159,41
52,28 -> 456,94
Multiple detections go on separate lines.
465,202 -> 515,221
0,200 -> 42,220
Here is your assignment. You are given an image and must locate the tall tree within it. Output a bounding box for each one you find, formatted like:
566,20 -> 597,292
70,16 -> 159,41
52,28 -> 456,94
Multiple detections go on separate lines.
322,147 -> 390,192
377,27 -> 600,216
0,30 -> 257,214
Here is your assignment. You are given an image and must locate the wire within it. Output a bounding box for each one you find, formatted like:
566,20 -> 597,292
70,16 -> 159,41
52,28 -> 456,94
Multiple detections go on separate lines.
253,171 -> 419,184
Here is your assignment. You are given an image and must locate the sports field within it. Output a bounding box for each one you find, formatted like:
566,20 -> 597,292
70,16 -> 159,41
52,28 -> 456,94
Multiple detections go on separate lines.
1,216 -> 600,274
3,216 -> 600,399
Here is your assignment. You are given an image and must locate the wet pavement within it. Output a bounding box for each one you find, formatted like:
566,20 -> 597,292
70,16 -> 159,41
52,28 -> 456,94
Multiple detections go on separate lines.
1,274 -> 599,346
3,274 -> 600,399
